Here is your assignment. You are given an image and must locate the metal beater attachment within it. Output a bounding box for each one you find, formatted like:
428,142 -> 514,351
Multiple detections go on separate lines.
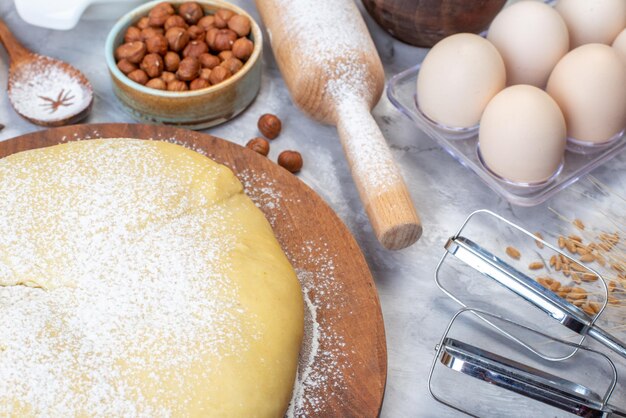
428,308 -> 626,417
430,210 -> 626,416
435,209 -> 626,360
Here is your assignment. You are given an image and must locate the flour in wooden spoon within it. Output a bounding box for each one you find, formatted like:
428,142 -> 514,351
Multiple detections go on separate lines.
9,57 -> 92,123
0,139 -> 249,416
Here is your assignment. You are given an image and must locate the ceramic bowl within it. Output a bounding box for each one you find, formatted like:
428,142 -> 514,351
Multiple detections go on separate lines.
105,0 -> 262,129
362,0 -> 506,48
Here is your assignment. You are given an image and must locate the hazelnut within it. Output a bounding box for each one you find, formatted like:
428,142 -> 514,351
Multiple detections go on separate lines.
148,2 -> 175,27
115,41 -> 146,64
258,114 -> 282,139
145,34 -> 168,55
205,27 -> 219,50
199,68 -> 212,81
197,15 -> 215,31
137,17 -> 150,30
140,53 -> 164,78
179,2 -> 203,24
246,138 -> 269,156
141,27 -> 164,40
167,80 -> 188,91
213,29 -> 237,51
164,15 -> 188,31
218,50 -> 233,61
231,37 -> 253,61
199,53 -> 220,69
161,71 -> 177,83
187,25 -> 205,41
146,77 -> 167,90
124,26 -> 142,43
214,9 -> 235,28
164,51 -> 181,72
208,65 -> 231,85
183,40 -> 208,58
220,57 -> 242,74
176,56 -> 200,81
127,69 -> 149,85
165,27 -> 189,51
277,151 -> 303,173
227,15 -> 251,37
117,59 -> 137,75
190,78 -> 210,90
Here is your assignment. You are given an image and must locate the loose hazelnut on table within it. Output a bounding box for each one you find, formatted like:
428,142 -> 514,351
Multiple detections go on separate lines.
218,50 -> 233,61
137,16 -> 150,30
183,40 -> 208,58
148,2 -> 175,27
166,27 -> 189,51
117,59 -> 137,75
115,41 -> 146,64
161,71 -> 176,83
258,113 -> 282,139
163,51 -> 180,72
146,78 -> 167,90
145,34 -> 168,55
199,68 -> 212,81
197,15 -> 215,31
167,79 -> 188,91
124,26 -> 142,43
199,53 -> 220,69
227,15 -> 251,37
220,57 -> 242,74
213,29 -> 237,51
208,66 -> 231,85
127,69 -> 149,85
187,25 -> 205,41
179,2 -> 203,25
232,37 -> 253,61
176,56 -> 200,81
214,9 -> 235,28
278,151 -> 303,173
140,53 -> 164,78
190,78 -> 210,90
246,137 -> 270,156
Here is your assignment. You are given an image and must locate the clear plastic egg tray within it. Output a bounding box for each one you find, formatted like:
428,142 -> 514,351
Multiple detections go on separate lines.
387,64 -> 626,207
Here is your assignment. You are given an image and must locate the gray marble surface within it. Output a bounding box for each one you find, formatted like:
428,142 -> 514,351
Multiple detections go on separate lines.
1,1 -> 626,417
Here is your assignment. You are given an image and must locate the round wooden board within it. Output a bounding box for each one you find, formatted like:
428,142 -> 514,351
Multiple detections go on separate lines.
1,123 -> 387,417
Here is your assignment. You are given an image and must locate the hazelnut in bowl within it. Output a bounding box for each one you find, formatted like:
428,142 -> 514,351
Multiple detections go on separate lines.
105,0 -> 262,129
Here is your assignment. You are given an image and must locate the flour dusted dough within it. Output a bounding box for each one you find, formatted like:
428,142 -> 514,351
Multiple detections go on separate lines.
0,139 -> 303,417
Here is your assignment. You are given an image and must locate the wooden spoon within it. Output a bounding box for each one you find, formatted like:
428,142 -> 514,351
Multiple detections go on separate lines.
0,19 -> 93,127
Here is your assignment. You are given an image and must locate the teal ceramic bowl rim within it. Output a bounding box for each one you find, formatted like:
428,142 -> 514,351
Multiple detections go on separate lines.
104,0 -> 263,98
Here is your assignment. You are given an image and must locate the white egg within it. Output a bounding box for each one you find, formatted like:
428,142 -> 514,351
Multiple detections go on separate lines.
487,0 -> 569,88
479,85 -> 566,184
546,44 -> 626,144
613,28 -> 626,64
555,0 -> 626,47
416,33 -> 506,128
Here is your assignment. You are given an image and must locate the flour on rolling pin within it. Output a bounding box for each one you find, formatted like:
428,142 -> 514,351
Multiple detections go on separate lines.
271,0 -> 400,191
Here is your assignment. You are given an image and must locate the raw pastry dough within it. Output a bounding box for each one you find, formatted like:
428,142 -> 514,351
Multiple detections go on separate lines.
0,139 -> 304,417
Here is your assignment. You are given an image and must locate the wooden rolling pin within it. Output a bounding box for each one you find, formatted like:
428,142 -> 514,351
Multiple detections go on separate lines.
255,0 -> 422,250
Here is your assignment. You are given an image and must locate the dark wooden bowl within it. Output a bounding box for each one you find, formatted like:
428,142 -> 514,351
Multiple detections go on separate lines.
362,0 -> 506,48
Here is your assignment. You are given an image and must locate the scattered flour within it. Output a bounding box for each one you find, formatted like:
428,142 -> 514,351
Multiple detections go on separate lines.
238,169 -> 351,417
0,139 -> 248,416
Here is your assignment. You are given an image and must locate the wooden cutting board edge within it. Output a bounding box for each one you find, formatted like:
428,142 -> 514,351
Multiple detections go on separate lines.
0,123 -> 387,417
